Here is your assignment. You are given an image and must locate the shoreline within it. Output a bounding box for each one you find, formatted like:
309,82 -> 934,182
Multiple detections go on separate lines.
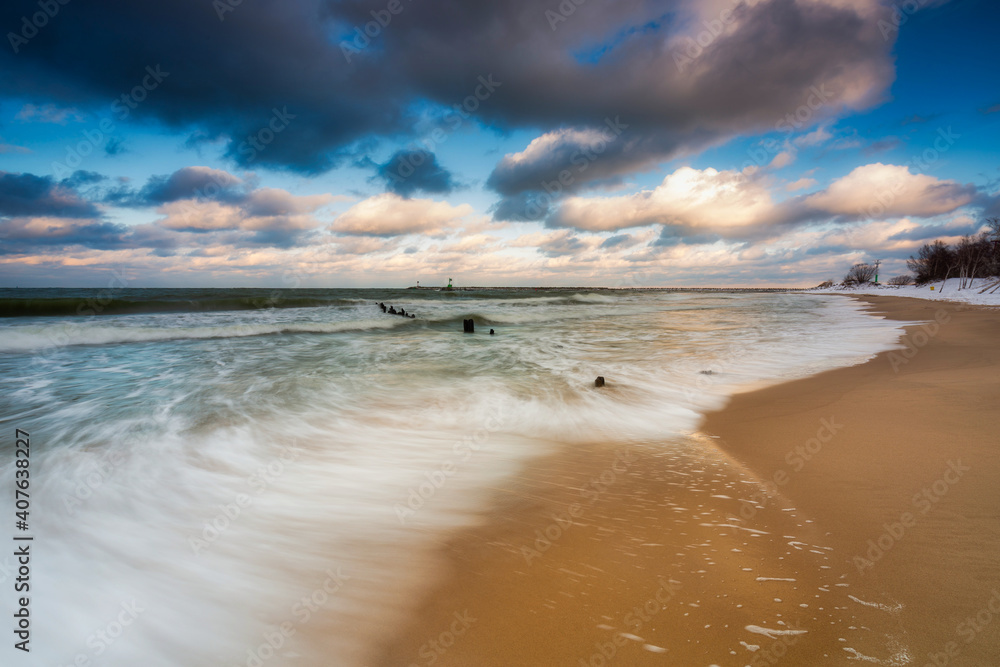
702,295 -> 1000,663
369,295 -> 1000,666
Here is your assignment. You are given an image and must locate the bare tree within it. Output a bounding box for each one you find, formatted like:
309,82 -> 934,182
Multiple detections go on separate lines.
939,262 -> 955,293
888,275 -> 913,286
907,240 -> 954,284
954,234 -> 992,290
987,216 -> 1000,240
844,263 -> 877,285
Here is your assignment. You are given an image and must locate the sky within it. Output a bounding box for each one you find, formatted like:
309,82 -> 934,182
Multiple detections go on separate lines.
0,0 -> 998,288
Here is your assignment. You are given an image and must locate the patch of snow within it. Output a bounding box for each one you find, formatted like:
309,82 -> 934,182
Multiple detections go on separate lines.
812,277 -> 1000,307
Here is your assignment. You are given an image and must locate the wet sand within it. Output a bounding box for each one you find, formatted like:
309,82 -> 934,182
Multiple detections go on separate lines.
372,296 -> 1000,666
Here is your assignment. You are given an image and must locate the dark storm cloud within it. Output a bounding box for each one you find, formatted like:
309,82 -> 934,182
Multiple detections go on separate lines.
99,166 -> 251,207
0,171 -> 99,218
373,150 -> 456,197
139,167 -> 246,204
482,0 -> 898,211
0,0 -> 896,181
486,120 -> 639,198
0,0 -> 411,173
0,167 -> 316,252
485,121 -> 683,220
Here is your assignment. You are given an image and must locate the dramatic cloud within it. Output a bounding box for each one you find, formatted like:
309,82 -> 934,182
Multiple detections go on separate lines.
0,172 -> 100,218
118,166 -> 342,219
0,0 -> 984,288
550,167 -> 783,232
149,180 -> 336,246
486,124 -> 638,200
156,198 -> 313,235
482,0 -> 898,212
548,162 -> 981,237
139,166 -> 247,204
0,167 -> 336,252
804,163 -> 975,219
0,0 -> 896,176
331,194 -> 473,237
372,150 -> 457,197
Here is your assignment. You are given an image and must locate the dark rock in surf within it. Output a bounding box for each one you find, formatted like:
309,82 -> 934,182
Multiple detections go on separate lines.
489,329 -> 495,335
463,318 -> 474,333
595,376 -> 605,387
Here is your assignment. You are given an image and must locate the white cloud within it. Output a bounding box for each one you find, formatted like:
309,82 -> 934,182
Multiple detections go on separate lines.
551,167 -> 780,232
331,193 -> 473,236
499,128 -> 610,168
243,188 -> 339,216
769,151 -> 796,169
805,163 -> 974,218
793,125 -> 833,147
156,187 -> 332,234
785,177 -> 817,192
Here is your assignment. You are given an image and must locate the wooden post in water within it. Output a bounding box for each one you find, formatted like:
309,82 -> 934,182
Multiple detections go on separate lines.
463,319 -> 474,333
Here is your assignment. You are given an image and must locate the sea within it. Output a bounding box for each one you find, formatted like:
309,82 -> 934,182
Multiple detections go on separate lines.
0,287 -> 908,666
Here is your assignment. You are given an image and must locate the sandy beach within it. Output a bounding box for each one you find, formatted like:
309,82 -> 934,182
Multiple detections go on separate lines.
375,295 -> 1000,666
7,1 -> 1000,663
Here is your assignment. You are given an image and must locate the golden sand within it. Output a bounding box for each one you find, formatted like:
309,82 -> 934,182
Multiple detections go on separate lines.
373,296 -> 1000,666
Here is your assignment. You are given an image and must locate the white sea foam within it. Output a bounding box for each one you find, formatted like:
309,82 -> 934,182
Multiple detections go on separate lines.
848,594 -> 904,614
0,290 -> 913,666
0,316 -> 410,352
745,625 -> 809,639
